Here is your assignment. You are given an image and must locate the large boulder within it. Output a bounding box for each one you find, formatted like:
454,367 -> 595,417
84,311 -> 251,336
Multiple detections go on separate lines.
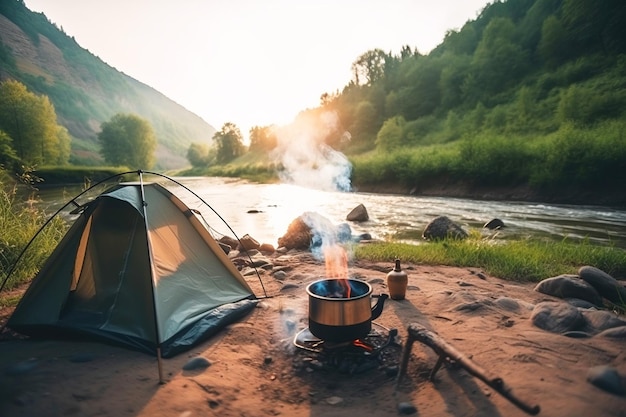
579,266 -> 626,304
581,310 -> 626,333
530,301 -> 585,333
483,218 -> 505,230
346,204 -> 369,222
277,212 -> 353,251
534,274 -> 604,307
219,235 -> 239,250
238,234 -> 261,251
277,217 -> 313,250
587,366 -> 626,396
423,216 -> 468,240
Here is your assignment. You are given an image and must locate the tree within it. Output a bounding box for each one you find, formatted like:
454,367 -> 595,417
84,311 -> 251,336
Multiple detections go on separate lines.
395,58 -> 444,119
248,125 -> 277,152
98,113 -> 156,168
0,79 -> 68,165
438,54 -> 472,111
186,142 -> 211,167
348,101 -> 379,148
538,15 -> 572,67
214,123 -> 245,163
375,116 -> 406,151
470,18 -> 530,98
0,130 -> 18,167
55,125 -> 71,165
562,0 -> 626,53
351,49 -> 388,86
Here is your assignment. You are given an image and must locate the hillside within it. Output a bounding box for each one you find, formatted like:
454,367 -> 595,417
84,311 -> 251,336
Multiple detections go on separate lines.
0,0 -> 216,169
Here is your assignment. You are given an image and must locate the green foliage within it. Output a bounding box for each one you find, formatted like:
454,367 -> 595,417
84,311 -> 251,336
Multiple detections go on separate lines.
470,17 -> 531,100
375,116 -> 406,151
354,238 -> 626,282
214,123 -> 245,163
556,83 -> 624,125
0,175 -> 67,290
457,135 -> 533,185
0,38 -> 17,71
538,15 -> 572,67
348,101 -> 379,148
350,145 -> 458,186
0,79 -> 70,166
562,0 -> 626,54
320,0 -> 626,181
248,125 -> 278,152
206,162 -> 278,183
403,116 -> 439,145
0,0 -> 216,169
0,130 -> 18,167
98,113 -> 156,169
352,118 -> 626,197
531,121 -> 626,187
393,57 -> 443,119
438,54 -> 472,110
186,142 -> 212,168
351,49 -> 388,86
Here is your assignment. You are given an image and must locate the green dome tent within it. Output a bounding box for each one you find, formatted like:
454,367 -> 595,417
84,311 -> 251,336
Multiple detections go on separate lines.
5,172 -> 261,379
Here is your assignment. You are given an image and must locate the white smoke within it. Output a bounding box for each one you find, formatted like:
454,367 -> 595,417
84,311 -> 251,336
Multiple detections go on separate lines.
271,111 -> 352,192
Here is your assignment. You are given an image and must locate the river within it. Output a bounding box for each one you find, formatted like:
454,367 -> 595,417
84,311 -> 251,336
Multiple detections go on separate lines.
32,176 -> 626,249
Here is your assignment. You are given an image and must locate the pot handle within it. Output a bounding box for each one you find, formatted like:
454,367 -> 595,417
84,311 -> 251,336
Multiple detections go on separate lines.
371,293 -> 389,320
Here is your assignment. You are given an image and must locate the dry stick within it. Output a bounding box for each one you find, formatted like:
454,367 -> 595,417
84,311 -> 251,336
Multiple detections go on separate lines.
396,323 -> 541,416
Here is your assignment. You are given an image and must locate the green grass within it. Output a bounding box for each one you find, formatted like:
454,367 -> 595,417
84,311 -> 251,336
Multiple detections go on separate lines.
353,237 -> 626,282
0,184 -> 68,292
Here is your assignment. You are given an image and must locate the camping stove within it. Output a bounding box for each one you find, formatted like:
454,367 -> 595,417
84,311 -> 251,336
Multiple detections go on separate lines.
293,323 -> 401,374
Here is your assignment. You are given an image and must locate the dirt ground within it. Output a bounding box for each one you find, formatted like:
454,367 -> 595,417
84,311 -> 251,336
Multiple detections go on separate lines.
1,250 -> 625,417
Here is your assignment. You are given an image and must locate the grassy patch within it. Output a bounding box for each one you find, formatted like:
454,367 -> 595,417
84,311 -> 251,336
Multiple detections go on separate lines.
353,238 -> 626,282
0,184 -> 68,293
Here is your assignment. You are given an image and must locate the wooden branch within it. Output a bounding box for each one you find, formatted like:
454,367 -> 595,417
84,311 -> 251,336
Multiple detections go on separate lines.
396,323 -> 541,416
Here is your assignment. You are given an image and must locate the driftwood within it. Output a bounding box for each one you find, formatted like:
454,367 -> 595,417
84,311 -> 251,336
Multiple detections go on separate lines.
396,323 -> 541,415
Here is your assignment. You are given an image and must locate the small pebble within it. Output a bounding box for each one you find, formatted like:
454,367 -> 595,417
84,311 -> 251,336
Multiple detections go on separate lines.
326,396 -> 343,405
280,283 -> 300,291
398,401 -> 417,414
587,365 -> 626,396
182,356 -> 211,371
273,270 -> 287,280
5,359 -> 39,376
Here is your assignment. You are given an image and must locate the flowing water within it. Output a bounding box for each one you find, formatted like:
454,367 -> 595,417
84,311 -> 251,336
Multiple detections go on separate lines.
32,176 -> 626,249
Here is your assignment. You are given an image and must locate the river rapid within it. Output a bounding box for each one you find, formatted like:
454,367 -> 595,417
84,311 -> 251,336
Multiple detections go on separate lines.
34,176 -> 626,250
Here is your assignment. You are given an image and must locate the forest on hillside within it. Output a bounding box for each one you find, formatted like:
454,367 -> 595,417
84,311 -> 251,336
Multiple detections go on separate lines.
0,0 -> 215,169
199,0 -> 624,205
324,0 -> 625,151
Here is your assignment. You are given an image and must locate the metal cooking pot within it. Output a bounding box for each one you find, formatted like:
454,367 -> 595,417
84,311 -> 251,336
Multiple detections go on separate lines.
306,278 -> 388,343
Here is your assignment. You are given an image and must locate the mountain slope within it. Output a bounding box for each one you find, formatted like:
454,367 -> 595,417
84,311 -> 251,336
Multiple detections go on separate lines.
0,0 -> 216,169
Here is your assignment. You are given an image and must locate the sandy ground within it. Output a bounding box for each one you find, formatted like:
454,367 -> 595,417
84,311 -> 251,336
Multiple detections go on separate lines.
1,250 -> 625,417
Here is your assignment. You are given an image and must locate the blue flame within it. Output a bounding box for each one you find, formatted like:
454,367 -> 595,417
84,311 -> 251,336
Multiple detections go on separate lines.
310,279 -> 368,298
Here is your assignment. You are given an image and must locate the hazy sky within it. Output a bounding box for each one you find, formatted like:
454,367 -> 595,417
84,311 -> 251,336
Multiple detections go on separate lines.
24,0 -> 490,139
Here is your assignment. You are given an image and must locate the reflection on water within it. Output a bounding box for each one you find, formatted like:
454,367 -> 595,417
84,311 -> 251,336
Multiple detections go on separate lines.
33,177 -> 626,249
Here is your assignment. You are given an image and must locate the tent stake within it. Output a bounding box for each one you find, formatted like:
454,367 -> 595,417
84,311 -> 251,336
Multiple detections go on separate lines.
157,347 -> 165,384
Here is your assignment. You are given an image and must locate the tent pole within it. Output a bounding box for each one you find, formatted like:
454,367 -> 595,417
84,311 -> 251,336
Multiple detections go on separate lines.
138,170 -> 166,383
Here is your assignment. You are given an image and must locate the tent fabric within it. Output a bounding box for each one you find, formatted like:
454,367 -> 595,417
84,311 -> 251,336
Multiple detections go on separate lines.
8,182 -> 256,356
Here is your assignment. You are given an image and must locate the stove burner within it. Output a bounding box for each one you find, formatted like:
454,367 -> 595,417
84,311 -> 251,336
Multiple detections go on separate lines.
294,322 -> 397,353
293,322 -> 401,375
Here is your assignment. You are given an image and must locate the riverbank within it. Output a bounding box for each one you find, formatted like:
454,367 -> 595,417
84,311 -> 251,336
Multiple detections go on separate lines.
1,250 -> 625,417
353,180 -> 626,208
24,164 -> 625,208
